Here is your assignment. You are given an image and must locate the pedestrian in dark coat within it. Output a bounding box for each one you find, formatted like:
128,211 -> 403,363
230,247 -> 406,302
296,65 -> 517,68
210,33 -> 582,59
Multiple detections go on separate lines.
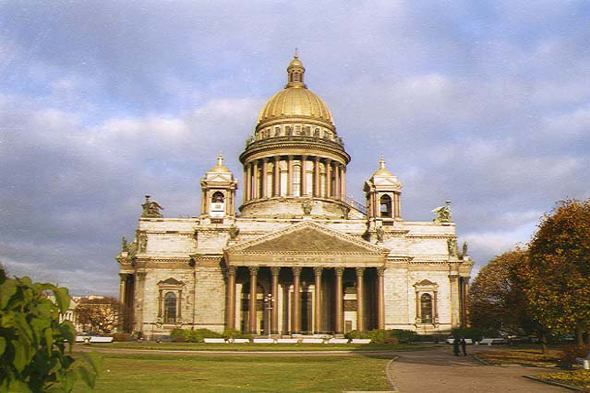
460,338 -> 467,356
453,338 -> 460,356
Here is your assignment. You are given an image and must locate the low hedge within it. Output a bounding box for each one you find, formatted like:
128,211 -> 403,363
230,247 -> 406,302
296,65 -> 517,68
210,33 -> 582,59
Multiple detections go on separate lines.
344,329 -> 418,344
222,329 -> 253,340
170,328 -> 223,343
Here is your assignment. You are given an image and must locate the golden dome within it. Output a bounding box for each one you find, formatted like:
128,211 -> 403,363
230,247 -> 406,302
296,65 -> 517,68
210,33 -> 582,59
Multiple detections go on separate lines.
258,88 -> 333,126
257,53 -> 334,129
209,152 -> 230,173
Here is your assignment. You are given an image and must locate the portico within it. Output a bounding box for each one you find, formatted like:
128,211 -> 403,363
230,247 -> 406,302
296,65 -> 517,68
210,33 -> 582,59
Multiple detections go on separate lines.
224,221 -> 388,335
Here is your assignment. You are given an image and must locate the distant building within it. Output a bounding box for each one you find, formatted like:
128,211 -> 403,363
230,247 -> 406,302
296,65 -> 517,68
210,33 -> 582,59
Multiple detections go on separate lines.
117,54 -> 473,338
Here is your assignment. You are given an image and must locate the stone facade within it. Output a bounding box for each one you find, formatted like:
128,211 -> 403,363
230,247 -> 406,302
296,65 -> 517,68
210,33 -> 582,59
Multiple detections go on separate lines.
116,54 -> 473,337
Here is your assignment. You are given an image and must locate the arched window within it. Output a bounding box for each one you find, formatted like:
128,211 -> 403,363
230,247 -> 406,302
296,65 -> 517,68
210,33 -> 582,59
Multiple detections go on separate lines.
212,191 -> 224,203
164,292 -> 177,323
380,195 -> 392,218
293,164 -> 301,196
420,293 -> 432,323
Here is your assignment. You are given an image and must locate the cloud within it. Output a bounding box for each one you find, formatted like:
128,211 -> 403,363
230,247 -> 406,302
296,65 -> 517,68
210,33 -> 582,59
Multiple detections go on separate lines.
1,1 -> 590,294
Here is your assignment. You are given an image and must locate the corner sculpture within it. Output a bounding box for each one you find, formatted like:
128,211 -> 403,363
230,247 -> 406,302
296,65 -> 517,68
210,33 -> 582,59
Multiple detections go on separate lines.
228,225 -> 240,240
301,199 -> 312,215
432,200 -> 453,223
141,195 -> 164,218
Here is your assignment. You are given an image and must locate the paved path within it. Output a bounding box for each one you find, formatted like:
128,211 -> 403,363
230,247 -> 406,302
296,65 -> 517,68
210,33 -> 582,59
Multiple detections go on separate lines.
389,346 -> 568,393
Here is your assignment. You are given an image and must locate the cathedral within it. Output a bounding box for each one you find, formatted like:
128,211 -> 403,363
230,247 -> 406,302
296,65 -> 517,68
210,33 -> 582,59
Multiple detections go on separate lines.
116,54 -> 473,338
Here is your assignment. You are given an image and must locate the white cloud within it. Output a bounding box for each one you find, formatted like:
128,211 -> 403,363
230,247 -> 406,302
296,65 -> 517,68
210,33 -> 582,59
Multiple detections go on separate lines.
1,1 -> 590,292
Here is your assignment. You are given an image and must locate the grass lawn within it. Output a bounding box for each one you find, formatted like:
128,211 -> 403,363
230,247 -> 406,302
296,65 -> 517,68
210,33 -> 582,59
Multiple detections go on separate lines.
74,352 -> 392,392
92,341 -> 431,352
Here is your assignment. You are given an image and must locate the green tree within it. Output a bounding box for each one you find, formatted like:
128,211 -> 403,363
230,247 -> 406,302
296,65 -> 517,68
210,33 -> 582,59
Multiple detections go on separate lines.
518,199 -> 590,349
469,249 -> 535,336
0,275 -> 100,392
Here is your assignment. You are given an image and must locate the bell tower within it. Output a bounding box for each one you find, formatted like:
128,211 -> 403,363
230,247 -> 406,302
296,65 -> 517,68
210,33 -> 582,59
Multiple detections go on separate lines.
364,156 -> 402,226
200,153 -> 238,222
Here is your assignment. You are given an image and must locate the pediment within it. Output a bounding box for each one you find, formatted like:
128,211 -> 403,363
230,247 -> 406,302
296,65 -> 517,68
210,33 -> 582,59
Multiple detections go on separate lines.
157,277 -> 184,286
226,221 -> 389,256
414,279 -> 438,287
207,173 -> 230,182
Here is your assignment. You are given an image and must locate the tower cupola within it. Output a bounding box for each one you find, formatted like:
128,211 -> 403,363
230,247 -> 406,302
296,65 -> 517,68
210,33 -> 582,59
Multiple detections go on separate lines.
364,156 -> 402,224
286,50 -> 306,88
200,152 -> 238,222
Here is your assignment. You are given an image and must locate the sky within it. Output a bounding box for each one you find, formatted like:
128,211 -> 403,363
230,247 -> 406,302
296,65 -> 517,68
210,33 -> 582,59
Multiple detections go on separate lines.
1,1 -> 589,297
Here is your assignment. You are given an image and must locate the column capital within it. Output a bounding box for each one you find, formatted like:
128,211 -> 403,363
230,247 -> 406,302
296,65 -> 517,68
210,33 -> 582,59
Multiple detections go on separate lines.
249,266 -> 259,275
271,266 -> 281,276
262,157 -> 268,163
355,267 -> 365,276
377,266 -> 386,277
334,267 -> 345,276
314,156 -> 320,162
292,266 -> 302,276
313,266 -> 323,276
119,273 -> 129,279
226,266 -> 237,276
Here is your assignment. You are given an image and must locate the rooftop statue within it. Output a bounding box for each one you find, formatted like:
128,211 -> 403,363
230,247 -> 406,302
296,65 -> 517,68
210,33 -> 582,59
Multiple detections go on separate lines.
376,225 -> 385,243
141,195 -> 164,218
301,199 -> 312,215
432,200 -> 453,223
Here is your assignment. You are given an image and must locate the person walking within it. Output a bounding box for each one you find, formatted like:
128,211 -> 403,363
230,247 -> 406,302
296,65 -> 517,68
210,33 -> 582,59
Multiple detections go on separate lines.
453,338 -> 460,356
460,337 -> 467,356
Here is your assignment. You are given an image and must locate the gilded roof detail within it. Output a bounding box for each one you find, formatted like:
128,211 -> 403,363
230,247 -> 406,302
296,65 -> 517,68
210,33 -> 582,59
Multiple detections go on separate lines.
257,87 -> 333,125
256,54 -> 334,129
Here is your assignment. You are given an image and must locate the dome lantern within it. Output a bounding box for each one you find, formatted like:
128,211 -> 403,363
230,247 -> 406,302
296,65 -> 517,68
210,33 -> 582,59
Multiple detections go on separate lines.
286,49 -> 306,88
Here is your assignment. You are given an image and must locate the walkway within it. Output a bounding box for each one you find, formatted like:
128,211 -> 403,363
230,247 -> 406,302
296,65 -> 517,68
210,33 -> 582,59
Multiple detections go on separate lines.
389,346 -> 567,393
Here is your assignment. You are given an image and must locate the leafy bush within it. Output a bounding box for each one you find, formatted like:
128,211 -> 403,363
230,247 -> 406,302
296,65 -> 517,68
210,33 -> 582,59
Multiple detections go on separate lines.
0,276 -> 101,392
170,328 -> 223,343
345,329 -> 419,344
344,330 -> 371,340
369,329 -> 386,344
222,329 -> 252,340
110,333 -> 132,342
387,329 -> 417,343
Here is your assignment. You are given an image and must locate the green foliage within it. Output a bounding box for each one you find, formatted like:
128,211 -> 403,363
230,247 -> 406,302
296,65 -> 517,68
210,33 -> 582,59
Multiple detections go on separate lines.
387,329 -> 418,343
344,329 -> 419,344
110,333 -> 132,342
344,330 -> 371,340
451,327 -> 495,341
0,276 -> 101,392
169,328 -> 223,343
222,329 -> 252,340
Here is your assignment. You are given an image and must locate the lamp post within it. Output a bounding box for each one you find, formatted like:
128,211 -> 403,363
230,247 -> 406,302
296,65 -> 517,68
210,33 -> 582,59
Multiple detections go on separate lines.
264,293 -> 274,337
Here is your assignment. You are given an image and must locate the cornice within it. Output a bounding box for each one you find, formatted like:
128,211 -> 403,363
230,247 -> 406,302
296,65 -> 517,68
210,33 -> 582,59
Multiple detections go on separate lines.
406,234 -> 457,240
240,139 -> 350,163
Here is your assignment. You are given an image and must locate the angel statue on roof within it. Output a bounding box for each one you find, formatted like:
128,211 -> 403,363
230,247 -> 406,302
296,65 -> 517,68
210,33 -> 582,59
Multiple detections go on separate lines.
432,200 -> 453,223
